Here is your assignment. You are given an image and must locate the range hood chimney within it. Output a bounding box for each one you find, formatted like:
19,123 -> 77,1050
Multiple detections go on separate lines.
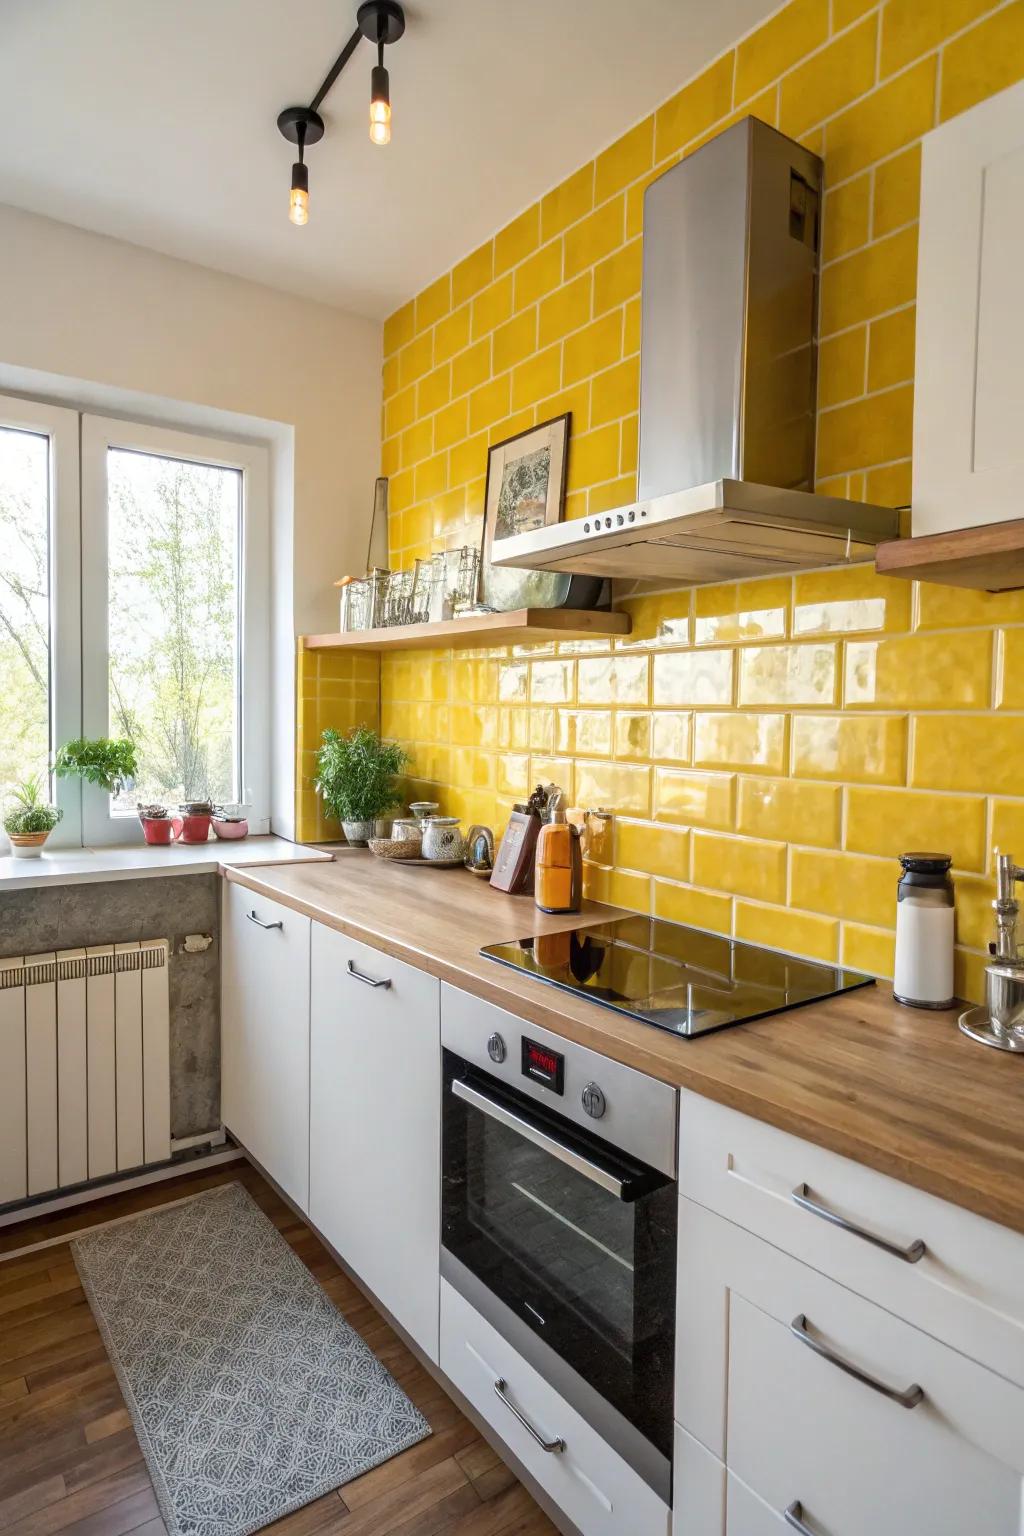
493,117 -> 899,585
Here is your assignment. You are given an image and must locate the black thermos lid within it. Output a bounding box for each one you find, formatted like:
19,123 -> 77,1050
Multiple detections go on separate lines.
899,853 -> 952,872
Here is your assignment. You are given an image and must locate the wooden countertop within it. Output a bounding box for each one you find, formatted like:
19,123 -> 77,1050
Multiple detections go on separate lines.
226,853 -> 1024,1235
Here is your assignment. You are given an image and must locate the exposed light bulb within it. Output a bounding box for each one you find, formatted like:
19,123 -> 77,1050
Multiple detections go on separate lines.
289,161 -> 309,226
370,63 -> 391,145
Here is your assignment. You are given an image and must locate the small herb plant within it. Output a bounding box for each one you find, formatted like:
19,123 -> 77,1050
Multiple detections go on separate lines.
315,727 -> 407,823
3,776 -> 63,838
55,737 -> 138,796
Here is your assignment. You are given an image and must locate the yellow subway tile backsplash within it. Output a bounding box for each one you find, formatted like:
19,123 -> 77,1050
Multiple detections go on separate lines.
654,768 -> 735,830
738,644 -> 838,708
617,820 -> 689,881
793,567 -> 911,636
845,630 -> 992,710
846,786 -> 988,872
778,15 -> 877,138
737,775 -> 841,848
692,831 -> 787,904
693,712 -> 788,775
735,901 -> 839,962
654,879 -> 732,934
791,712 -> 907,784
348,0 -> 1023,977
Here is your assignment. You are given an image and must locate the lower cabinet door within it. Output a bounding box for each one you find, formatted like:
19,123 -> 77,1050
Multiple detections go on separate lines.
441,1280 -> 670,1536
677,1198 -> 1024,1536
221,882 -> 311,1211
309,922 -> 441,1362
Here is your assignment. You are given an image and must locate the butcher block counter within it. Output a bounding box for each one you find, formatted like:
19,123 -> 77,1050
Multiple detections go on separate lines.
225,852 -> 1024,1235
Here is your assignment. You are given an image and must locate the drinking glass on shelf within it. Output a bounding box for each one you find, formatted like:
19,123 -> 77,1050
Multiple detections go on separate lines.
410,558 -> 432,625
384,569 -> 413,626
344,577 -> 372,631
446,545 -> 480,616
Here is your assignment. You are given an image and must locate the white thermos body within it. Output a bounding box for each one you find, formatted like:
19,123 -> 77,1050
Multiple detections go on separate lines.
893,852 -> 955,1009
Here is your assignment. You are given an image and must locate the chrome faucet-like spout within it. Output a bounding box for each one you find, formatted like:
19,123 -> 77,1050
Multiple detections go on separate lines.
992,852 -> 1024,960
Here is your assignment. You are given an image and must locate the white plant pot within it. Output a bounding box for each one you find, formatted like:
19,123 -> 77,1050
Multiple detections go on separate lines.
341,819 -> 375,846
8,832 -> 50,859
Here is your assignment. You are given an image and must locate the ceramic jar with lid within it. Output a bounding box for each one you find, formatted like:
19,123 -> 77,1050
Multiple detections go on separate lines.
421,816 -> 464,862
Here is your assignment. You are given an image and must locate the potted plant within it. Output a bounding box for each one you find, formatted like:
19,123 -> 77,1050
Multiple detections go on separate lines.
3,776 -> 63,858
54,737 -> 138,798
315,727 -> 407,845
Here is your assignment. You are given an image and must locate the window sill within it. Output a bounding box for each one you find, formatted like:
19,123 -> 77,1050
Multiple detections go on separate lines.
0,836 -> 333,894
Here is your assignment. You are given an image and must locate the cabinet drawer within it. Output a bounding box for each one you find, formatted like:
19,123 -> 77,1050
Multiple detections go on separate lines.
677,1199 -> 1024,1536
673,1424 -> 725,1536
678,1089 -> 1024,1385
441,1280 -> 669,1536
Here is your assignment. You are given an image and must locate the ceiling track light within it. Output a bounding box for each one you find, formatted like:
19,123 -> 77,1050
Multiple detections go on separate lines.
276,0 -> 405,227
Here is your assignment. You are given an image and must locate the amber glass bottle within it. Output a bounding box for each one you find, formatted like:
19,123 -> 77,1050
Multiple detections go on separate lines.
534,803 -> 583,915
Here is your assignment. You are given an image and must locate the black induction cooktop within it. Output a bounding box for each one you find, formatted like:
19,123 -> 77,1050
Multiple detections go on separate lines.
481,915 -> 873,1038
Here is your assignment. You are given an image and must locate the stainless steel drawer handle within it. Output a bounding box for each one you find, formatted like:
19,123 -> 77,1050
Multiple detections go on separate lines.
784,1502 -> 824,1535
493,1378 -> 565,1453
792,1183 -> 926,1264
346,959 -> 392,989
790,1314 -> 924,1409
246,910 -> 283,930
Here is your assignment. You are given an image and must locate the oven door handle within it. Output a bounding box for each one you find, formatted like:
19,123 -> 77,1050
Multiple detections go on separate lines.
451,1077 -> 627,1198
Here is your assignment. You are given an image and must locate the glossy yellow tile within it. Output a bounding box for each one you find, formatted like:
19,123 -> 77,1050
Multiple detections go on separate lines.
584,864 -> 652,915
790,848 -> 895,926
792,567 -> 911,637
557,710 -> 613,757
991,800 -> 1024,866
845,787 -> 987,872
778,15 -> 877,138
735,902 -> 839,962
737,776 -> 841,849
650,711 -> 691,764
614,712 -> 653,761
911,716 -> 1024,796
693,578 -> 789,646
954,949 -> 989,1008
574,760 -> 651,816
954,874 -> 997,951
691,832 -> 787,904
530,659 -> 576,705
615,593 -> 690,650
577,654 -> 650,706
616,820 -> 690,881
844,631 -> 992,710
654,879 -> 732,934
653,768 -> 735,830
693,712 -> 788,775
791,713 -> 907,785
916,583 -> 1024,631
653,649 -> 733,707
996,630 -> 1024,708
737,644 -> 837,708
841,922 -> 896,978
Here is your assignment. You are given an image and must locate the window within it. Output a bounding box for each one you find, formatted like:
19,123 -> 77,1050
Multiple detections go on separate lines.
0,397 -> 268,848
0,425 -> 51,792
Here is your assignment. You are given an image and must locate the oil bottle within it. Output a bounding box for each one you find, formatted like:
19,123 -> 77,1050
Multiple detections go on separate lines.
534,791 -> 582,915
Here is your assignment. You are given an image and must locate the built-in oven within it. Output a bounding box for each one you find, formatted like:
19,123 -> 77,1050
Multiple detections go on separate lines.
440,999 -> 678,1501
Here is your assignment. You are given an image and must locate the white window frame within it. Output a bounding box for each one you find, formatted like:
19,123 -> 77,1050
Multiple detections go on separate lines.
0,393 -> 82,850
80,415 -> 270,845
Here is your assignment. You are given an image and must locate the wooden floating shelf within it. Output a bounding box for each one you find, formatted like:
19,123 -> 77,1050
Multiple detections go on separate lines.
302,607 -> 633,653
875,520 -> 1024,592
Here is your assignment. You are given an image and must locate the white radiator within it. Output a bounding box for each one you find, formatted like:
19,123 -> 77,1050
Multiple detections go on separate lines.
0,940 -> 171,1205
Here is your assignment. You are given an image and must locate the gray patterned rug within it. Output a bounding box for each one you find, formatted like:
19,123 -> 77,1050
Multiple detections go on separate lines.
72,1182 -> 430,1536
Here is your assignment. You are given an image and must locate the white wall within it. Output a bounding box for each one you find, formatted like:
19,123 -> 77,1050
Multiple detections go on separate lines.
0,202 -> 381,836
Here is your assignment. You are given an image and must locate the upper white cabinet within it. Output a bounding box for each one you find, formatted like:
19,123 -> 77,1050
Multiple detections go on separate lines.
309,922 -> 441,1362
221,881 -> 311,1212
914,78 -> 1024,535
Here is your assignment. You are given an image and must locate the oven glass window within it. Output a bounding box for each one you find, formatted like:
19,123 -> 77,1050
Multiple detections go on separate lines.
442,1055 -> 676,1458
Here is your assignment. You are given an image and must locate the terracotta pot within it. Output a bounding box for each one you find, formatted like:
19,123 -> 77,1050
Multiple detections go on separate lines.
140,816 -> 179,845
177,813 -> 211,844
7,830 -> 51,859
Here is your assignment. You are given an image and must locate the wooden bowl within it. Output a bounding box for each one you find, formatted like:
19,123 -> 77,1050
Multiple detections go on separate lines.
368,836 -> 422,861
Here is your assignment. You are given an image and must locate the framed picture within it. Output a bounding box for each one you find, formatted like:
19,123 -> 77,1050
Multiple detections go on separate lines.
479,412 -> 570,610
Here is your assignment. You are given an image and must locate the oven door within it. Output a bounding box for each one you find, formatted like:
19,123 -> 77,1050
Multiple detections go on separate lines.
441,1048 -> 676,1474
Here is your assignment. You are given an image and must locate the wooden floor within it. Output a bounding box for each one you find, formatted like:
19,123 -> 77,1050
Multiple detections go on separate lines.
0,1162 -> 558,1536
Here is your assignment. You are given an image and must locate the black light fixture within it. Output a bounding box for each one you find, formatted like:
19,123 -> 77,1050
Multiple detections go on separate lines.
277,0 -> 405,227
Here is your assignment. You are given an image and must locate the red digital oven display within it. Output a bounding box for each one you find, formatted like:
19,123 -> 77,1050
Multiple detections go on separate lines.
521,1036 -> 564,1094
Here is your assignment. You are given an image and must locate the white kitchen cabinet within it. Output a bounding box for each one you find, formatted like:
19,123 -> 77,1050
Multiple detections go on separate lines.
914,77 -> 1024,534
221,881 -> 311,1211
674,1197 -> 1024,1536
309,922 -> 441,1362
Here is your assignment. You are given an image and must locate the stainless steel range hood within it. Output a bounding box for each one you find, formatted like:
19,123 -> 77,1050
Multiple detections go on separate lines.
494,117 -> 899,585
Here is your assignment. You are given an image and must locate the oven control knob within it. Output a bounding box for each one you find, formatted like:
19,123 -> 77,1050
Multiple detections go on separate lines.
582,1082 -> 606,1119
487,1031 -> 507,1065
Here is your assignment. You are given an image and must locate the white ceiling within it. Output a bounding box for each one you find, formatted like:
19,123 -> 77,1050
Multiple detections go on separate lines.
0,0 -> 778,318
